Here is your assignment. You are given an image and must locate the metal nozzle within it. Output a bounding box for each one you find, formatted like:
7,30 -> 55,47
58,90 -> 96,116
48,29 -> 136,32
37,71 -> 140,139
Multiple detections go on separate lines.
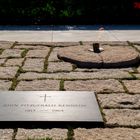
93,43 -> 100,53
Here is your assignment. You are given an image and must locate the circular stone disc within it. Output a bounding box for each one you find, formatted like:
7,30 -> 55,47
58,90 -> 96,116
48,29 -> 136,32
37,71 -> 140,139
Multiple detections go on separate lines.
57,45 -> 140,68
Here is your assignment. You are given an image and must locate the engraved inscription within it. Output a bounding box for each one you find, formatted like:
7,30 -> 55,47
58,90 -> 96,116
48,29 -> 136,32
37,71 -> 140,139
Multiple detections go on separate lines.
2,103 -> 87,113
39,94 -> 51,102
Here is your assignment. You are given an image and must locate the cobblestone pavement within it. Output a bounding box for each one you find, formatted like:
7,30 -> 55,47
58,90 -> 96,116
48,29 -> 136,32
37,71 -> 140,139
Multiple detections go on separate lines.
0,41 -> 140,140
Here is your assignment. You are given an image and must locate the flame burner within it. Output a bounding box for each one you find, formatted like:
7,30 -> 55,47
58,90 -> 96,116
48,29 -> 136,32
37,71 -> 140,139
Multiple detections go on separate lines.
93,43 -> 100,53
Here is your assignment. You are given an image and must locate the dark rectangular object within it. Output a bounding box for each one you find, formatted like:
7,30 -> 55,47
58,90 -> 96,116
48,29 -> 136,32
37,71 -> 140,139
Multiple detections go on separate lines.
0,91 -> 104,128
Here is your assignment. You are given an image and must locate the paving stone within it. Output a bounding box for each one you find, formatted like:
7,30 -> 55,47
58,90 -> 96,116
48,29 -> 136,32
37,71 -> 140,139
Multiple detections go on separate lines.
17,42 -> 79,47
104,109 -> 140,127
0,41 -> 14,49
123,80 -> 140,94
18,70 -> 132,80
0,67 -> 18,79
48,62 -> 73,72
65,79 -> 124,93
17,42 -> 53,45
98,93 -> 140,109
81,41 -> 94,45
52,42 -> 80,47
137,67 -> 140,73
0,49 -> 23,58
74,128 -> 140,140
74,68 -> 99,72
58,45 -> 102,68
0,129 -> 13,140
102,41 -> 129,46
26,49 -> 50,58
48,47 -> 63,62
82,41 -> 97,45
22,58 -> 44,72
5,58 -> 24,66
0,80 -> 12,90
16,128 -> 67,140
75,68 -> 134,73
16,80 -> 60,90
82,41 -> 129,46
132,41 -> 140,45
0,59 -> 5,65
134,74 -> 140,79
134,45 -> 140,51
122,68 -> 135,73
100,46 -> 139,68
14,45 -> 48,49
16,42 -> 48,45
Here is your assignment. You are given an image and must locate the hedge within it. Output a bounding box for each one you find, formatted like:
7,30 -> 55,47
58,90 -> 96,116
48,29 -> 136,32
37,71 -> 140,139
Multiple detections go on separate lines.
0,0 -> 139,24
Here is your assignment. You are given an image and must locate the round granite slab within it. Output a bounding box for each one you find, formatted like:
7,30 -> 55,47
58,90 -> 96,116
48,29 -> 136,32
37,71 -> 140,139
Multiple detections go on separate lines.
57,45 -> 140,68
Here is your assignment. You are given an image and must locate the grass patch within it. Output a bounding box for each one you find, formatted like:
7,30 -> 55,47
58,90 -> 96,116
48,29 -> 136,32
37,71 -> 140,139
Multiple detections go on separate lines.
9,78 -> 19,91
128,72 -> 137,80
95,93 -> 106,124
9,67 -> 21,90
0,58 -> 6,66
11,41 -> 18,49
66,127 -> 74,140
79,41 -> 83,45
127,41 -> 140,53
18,67 -> 26,73
119,80 -> 129,93
21,49 -> 29,58
43,47 -> 54,72
105,124 -> 140,129
12,128 -> 18,140
120,77 -> 136,80
72,64 -> 77,71
60,80 -> 65,91
6,56 -> 20,59
0,49 -> 4,55
132,67 -> 139,73
28,138 -> 52,140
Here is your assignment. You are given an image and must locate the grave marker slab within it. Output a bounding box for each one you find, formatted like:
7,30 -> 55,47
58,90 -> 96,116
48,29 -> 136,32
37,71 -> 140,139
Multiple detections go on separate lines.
0,91 -> 103,128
